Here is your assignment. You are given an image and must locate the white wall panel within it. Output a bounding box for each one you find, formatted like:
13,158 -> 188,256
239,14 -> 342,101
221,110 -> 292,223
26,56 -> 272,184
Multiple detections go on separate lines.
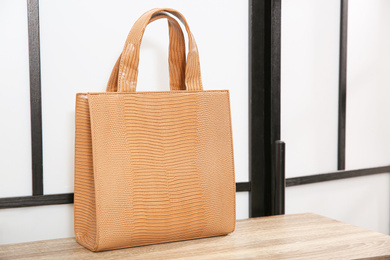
0,204 -> 74,245
281,0 -> 340,177
286,173 -> 390,235
282,0 -> 390,237
236,192 -> 249,220
346,0 -> 390,169
0,0 -> 32,197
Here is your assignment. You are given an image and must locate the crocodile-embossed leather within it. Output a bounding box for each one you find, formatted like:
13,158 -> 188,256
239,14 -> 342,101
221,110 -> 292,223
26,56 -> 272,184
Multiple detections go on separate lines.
74,8 -> 235,252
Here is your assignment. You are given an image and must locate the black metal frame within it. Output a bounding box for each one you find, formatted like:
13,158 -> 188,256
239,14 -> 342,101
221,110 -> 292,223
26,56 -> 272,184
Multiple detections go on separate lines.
338,0 -> 348,170
2,0 -> 386,218
27,0 -> 43,196
283,0 -> 390,188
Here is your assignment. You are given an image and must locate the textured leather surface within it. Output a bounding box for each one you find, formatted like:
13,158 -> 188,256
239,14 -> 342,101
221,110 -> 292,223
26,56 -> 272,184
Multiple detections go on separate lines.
74,94 -> 97,250
74,8 -> 235,252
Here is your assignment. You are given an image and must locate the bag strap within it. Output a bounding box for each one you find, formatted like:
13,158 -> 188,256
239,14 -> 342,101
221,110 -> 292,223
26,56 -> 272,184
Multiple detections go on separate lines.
106,14 -> 186,92
116,8 -> 203,92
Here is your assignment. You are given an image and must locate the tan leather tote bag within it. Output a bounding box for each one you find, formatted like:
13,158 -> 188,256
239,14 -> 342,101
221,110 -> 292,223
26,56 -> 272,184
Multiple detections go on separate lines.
74,8 -> 236,252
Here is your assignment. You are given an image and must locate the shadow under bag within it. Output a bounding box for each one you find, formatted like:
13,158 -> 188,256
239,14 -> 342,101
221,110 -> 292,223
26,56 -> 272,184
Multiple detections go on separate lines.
74,8 -> 236,252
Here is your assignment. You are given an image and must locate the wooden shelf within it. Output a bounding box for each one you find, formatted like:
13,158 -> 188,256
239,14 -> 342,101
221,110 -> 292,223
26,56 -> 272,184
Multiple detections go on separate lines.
1,213 -> 390,259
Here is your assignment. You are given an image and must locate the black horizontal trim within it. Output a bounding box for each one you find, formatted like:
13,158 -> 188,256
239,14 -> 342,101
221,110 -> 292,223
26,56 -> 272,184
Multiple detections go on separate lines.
3,165 -> 389,207
2,164 -> 389,207
286,165 -> 390,187
0,182 -> 251,209
0,193 -> 74,209
236,182 -> 251,192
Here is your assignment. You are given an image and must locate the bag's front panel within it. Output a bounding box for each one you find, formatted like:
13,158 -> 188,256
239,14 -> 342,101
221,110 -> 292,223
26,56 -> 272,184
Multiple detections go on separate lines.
88,91 -> 235,251
122,93 -> 208,245
74,94 -> 97,250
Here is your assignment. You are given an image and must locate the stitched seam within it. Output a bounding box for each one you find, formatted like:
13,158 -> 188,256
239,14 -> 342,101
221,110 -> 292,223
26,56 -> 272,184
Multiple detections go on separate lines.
87,95 -> 101,251
225,90 -> 236,224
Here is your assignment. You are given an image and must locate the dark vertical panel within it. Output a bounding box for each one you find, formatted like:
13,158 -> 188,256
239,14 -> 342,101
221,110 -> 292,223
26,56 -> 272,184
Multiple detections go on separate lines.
249,0 -> 266,218
269,0 -> 281,146
268,0 -> 282,215
27,0 -> 43,195
338,0 -> 348,170
270,141 -> 285,215
249,0 -> 281,217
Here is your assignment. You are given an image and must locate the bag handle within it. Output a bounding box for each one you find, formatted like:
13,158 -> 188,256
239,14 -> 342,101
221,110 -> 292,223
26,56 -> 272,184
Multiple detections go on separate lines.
116,8 -> 203,92
106,13 -> 186,92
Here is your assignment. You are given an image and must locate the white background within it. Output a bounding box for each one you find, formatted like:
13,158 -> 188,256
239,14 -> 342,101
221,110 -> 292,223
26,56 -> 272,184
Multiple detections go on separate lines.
1,0 -> 390,245
282,0 -> 390,235
0,0 -> 32,198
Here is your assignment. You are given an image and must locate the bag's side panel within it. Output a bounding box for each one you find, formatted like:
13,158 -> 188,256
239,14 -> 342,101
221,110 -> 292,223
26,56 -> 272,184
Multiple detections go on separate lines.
74,94 -> 97,251
195,91 -> 236,234
87,94 -> 136,251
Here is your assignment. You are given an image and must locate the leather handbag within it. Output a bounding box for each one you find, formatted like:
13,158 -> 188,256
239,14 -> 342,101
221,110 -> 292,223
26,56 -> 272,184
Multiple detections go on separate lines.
74,8 -> 236,252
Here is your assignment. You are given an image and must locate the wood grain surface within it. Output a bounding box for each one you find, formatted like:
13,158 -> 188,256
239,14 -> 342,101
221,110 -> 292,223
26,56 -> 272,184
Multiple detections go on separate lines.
1,213 -> 390,259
